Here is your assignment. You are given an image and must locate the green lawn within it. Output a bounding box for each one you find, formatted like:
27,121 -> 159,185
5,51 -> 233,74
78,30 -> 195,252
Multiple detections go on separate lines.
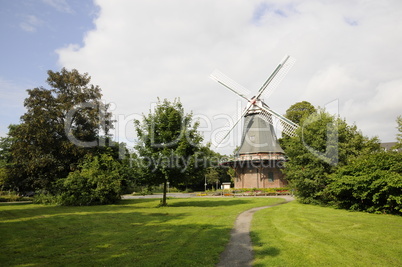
3,198 -> 402,267
0,197 -> 283,266
251,201 -> 402,266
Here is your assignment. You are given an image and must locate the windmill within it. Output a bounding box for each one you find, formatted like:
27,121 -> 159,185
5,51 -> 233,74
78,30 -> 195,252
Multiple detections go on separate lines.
210,55 -> 298,189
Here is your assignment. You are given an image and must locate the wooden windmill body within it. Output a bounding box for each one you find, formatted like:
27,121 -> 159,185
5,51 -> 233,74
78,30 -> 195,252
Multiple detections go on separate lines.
211,55 -> 298,189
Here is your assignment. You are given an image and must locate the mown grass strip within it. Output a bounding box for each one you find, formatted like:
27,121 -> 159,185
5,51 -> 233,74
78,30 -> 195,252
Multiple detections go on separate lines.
251,201 -> 402,266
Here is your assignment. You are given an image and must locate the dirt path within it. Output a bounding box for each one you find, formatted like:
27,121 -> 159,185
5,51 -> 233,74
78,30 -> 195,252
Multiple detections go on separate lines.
217,196 -> 294,267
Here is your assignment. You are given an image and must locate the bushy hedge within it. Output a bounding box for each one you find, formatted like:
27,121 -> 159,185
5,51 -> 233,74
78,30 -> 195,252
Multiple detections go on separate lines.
34,154 -> 124,206
59,154 -> 122,205
323,152 -> 402,214
281,110 -> 381,205
280,108 -> 402,214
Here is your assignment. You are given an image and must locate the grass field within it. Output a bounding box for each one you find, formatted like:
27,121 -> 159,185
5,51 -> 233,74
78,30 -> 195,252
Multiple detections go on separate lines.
2,198 -> 402,267
251,201 -> 402,266
0,197 -> 283,266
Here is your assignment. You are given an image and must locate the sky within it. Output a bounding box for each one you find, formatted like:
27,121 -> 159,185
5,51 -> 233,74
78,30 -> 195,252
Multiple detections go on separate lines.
1,0 -> 402,155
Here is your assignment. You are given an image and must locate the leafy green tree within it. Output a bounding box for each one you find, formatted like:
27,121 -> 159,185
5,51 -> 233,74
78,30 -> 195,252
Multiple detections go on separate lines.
0,134 -> 13,190
56,153 -> 124,205
394,115 -> 402,149
117,149 -> 141,194
282,109 -> 380,204
226,167 -> 236,183
0,134 -> 12,168
284,101 -> 317,125
324,152 -> 402,214
7,68 -> 113,192
205,167 -> 220,189
134,98 -> 204,206
280,101 -> 317,147
204,166 -> 232,190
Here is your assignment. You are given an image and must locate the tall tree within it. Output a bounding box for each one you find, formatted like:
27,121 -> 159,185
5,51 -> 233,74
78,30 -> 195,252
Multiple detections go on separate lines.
284,101 -> 317,125
134,98 -> 203,206
395,115 -> 402,149
280,101 -> 317,147
281,109 -> 380,204
0,130 -> 15,191
7,68 -> 113,192
205,167 -> 220,190
0,131 -> 13,169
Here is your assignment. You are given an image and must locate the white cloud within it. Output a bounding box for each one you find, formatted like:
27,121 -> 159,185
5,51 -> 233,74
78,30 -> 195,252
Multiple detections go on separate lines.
56,0 -> 402,153
41,0 -> 74,14
20,15 -> 43,32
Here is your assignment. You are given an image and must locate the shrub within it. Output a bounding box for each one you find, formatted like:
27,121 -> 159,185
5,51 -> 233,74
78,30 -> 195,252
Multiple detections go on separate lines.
58,154 -> 122,205
33,193 -> 60,205
324,152 -> 402,214
34,154 -> 124,206
0,191 -> 32,202
136,186 -> 154,196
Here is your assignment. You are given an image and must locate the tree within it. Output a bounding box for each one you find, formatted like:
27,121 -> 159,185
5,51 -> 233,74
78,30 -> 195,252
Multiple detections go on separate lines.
134,98 -> 204,206
0,135 -> 12,168
6,68 -> 113,192
284,101 -> 317,125
280,101 -> 317,147
281,108 -> 380,204
56,152 -> 125,206
0,134 -> 13,191
324,152 -> 402,214
204,166 -> 232,190
394,115 -> 402,149
205,168 -> 220,189
34,151 -> 128,206
0,133 -> 13,188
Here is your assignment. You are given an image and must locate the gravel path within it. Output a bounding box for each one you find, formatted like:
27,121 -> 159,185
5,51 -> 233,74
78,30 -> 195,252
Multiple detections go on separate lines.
217,196 -> 294,267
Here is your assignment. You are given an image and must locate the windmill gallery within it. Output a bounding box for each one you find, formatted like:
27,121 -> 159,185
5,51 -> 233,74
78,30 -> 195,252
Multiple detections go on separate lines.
211,55 -> 298,189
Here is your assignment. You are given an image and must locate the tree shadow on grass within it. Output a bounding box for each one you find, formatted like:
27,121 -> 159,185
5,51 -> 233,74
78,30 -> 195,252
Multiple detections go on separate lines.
258,246 -> 281,256
1,204 -> 231,267
118,198 -> 163,205
0,201 -> 33,206
0,199 -> 163,223
251,229 -> 281,267
169,199 -> 249,207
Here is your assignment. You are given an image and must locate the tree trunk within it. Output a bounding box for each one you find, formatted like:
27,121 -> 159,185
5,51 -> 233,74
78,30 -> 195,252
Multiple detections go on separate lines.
161,180 -> 168,206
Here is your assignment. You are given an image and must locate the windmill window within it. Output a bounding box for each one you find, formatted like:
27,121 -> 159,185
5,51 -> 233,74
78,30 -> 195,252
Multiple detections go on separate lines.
250,135 -> 255,142
268,172 -> 274,182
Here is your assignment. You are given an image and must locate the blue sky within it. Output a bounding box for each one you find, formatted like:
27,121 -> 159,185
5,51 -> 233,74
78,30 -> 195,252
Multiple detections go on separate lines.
0,0 -> 97,135
1,0 -> 402,155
